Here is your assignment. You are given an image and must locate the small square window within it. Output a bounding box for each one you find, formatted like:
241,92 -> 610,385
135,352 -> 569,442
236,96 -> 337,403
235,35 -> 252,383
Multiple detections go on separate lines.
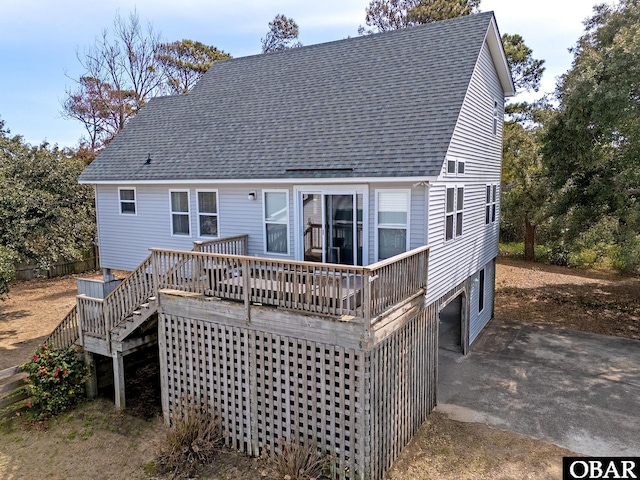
458,162 -> 465,174
119,188 -> 136,215
447,160 -> 456,174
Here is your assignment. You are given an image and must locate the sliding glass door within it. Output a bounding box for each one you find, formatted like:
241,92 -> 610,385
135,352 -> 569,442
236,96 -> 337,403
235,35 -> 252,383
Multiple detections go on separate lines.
299,188 -> 365,266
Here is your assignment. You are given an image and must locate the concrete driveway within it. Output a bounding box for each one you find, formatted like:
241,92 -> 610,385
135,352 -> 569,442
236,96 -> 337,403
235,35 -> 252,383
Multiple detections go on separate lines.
436,320 -> 640,456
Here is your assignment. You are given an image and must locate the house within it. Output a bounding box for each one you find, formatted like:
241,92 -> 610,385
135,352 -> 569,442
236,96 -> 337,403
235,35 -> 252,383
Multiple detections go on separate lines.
61,11 -> 513,480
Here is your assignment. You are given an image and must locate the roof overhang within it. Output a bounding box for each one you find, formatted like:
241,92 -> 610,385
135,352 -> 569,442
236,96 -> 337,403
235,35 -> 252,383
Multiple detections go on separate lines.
79,176 -> 438,186
485,15 -> 516,97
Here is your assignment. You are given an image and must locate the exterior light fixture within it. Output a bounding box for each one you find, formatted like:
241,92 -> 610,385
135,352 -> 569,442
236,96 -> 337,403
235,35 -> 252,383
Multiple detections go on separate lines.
248,191 -> 257,200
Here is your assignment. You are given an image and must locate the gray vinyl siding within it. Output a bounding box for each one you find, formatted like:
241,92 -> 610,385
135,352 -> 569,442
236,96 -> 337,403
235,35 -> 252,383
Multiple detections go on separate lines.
469,259 -> 495,344
441,41 -> 504,179
426,40 -> 503,306
96,184 -> 295,271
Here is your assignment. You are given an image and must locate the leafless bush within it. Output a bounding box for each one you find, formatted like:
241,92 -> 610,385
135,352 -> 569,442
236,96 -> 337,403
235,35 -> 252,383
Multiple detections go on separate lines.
156,402 -> 222,479
270,438 -> 329,480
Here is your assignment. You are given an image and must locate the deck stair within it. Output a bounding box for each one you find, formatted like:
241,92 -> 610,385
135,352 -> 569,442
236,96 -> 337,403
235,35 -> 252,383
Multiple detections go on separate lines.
110,296 -> 158,342
43,235 -> 250,408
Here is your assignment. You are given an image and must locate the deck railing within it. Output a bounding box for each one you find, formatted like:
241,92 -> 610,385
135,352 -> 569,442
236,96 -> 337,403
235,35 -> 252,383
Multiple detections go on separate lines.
46,235 -> 428,351
43,305 -> 79,349
77,296 -> 107,338
151,244 -> 430,324
193,234 -> 248,255
367,245 -> 430,319
153,250 -> 366,317
105,255 -> 154,331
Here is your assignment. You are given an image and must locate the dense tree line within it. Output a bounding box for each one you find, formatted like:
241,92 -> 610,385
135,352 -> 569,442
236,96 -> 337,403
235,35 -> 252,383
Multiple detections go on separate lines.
0,120 -> 96,297
541,0 -> 640,271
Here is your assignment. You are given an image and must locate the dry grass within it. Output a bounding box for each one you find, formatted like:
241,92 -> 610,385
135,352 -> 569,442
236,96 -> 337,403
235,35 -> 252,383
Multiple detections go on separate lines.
155,402 -> 223,479
269,438 -> 329,480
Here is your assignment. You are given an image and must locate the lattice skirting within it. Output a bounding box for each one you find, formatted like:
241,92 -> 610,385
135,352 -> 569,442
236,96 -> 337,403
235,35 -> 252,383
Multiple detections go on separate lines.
159,299 -> 438,480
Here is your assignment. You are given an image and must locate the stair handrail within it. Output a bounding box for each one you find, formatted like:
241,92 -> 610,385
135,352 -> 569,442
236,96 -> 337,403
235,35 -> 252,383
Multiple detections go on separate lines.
43,305 -> 79,350
105,254 -> 155,331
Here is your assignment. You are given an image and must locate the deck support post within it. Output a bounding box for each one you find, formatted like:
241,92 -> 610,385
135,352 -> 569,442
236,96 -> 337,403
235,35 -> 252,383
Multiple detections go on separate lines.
84,351 -> 98,399
112,350 -> 126,410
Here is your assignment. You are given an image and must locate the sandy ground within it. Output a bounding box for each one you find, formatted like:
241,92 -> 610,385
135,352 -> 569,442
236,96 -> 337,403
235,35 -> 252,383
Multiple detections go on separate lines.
0,271 -> 126,370
495,258 -> 640,339
1,260 -> 637,479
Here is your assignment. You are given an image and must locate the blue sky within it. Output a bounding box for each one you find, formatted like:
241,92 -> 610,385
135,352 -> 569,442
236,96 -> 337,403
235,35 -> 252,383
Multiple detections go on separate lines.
0,0 -> 598,148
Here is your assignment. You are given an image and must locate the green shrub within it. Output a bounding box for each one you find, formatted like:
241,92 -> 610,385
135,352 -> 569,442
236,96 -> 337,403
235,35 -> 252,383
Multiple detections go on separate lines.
0,246 -> 16,300
498,243 -> 552,263
20,345 -> 89,419
612,238 -> 640,274
498,242 -> 525,259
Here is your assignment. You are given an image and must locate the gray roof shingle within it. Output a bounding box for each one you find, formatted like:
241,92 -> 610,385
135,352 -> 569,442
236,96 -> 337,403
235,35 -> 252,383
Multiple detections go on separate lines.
79,12 -> 497,183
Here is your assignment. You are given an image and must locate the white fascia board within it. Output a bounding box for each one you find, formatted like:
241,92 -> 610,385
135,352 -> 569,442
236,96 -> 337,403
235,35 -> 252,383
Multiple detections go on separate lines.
79,176 -> 437,186
485,16 -> 516,97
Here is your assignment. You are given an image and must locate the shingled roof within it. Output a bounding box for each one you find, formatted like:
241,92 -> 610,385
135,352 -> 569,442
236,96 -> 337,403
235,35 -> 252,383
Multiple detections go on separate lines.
79,12 -> 511,183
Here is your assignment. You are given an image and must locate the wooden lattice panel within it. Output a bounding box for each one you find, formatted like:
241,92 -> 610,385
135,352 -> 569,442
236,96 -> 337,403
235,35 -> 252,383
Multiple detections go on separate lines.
368,308 -> 438,479
161,313 -> 367,479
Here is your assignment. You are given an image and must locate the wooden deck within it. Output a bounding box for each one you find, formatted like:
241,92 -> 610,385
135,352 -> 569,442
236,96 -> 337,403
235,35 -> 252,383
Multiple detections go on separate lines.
151,244 -> 429,327
46,235 -> 433,478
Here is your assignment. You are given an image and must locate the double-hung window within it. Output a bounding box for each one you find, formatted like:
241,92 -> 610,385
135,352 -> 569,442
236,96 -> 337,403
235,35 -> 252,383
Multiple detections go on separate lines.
197,190 -> 218,237
170,190 -> 190,236
118,188 -> 136,215
376,190 -> 409,260
445,186 -> 464,241
485,184 -> 497,225
264,191 -> 289,254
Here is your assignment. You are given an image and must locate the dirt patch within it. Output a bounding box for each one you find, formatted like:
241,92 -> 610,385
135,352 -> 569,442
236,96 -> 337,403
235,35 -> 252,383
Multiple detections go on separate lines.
0,271 -> 126,370
495,258 -> 640,340
0,399 -> 162,480
387,411 -> 577,480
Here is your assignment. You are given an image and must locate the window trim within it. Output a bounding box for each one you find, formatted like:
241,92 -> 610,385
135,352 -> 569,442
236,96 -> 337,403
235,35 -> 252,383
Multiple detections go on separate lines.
169,189 -> 191,237
445,185 -> 464,242
375,189 -> 411,261
196,189 -> 219,238
118,187 -> 137,216
263,189 -> 290,256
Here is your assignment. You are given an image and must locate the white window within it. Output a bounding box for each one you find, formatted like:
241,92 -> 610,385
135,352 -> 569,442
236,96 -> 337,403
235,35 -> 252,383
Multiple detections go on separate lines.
118,187 -> 136,215
264,190 -> 289,254
493,100 -> 499,135
170,190 -> 190,236
486,184 -> 497,225
446,159 -> 465,176
445,186 -> 464,241
376,190 -> 410,260
197,190 -> 218,237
